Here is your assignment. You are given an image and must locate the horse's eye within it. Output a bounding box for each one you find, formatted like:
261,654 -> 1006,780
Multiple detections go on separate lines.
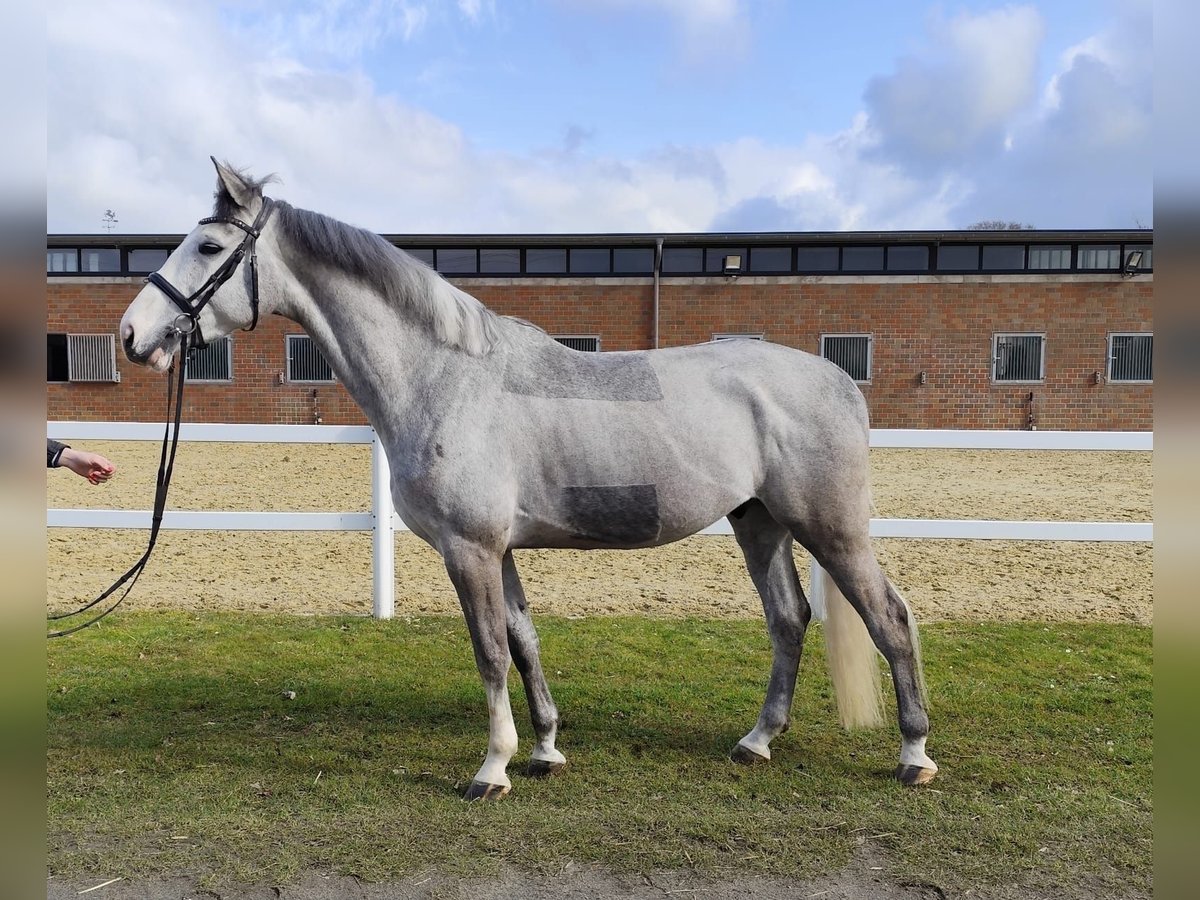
199,241 -> 223,256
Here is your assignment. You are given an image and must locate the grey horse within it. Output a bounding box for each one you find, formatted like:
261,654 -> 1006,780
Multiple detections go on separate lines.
120,159 -> 937,799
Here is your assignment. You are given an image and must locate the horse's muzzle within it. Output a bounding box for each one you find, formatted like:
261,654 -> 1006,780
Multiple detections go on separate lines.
122,330 -> 148,365
122,328 -> 174,371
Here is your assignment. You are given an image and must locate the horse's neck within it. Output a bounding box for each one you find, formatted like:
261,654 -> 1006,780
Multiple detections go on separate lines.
276,258 -> 475,444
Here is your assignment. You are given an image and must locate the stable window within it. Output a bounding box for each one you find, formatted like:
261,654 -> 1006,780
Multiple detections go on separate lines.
821,334 -> 871,382
286,334 -> 335,383
993,333 -> 1044,382
47,334 -> 69,382
128,248 -> 170,273
937,244 -> 980,271
1028,245 -> 1071,270
47,249 -> 79,273
1078,245 -> 1121,270
1108,333 -> 1153,383
184,336 -> 233,382
982,245 -> 1026,270
569,248 -> 611,274
661,247 -> 703,273
554,335 -> 600,352
80,248 -> 120,273
613,248 -> 654,273
749,246 -> 792,272
479,249 -> 521,274
795,246 -> 840,272
526,248 -> 567,274
401,248 -> 435,267
435,248 -> 477,274
886,246 -> 929,271
841,246 -> 884,272
46,333 -> 120,382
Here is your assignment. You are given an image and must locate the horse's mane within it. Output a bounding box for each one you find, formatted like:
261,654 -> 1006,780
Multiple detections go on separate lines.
216,174 -> 500,356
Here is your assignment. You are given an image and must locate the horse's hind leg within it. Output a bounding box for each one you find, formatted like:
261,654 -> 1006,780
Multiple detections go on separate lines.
728,500 -> 812,764
502,551 -> 566,776
807,527 -> 937,786
442,538 -> 518,800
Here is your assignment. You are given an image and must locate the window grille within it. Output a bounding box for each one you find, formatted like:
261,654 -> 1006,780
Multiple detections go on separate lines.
993,334 -> 1044,382
185,337 -> 232,382
66,334 -> 119,382
821,334 -> 871,382
286,334 -> 335,382
1108,333 -> 1153,382
553,335 -> 600,352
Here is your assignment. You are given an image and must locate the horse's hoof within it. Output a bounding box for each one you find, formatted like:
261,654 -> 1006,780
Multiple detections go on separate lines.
463,780 -> 511,801
730,742 -> 769,765
526,758 -> 566,778
895,764 -> 938,786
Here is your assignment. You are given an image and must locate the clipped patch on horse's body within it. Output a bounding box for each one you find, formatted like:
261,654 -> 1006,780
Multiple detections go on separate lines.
503,346 -> 663,401
562,484 -> 661,544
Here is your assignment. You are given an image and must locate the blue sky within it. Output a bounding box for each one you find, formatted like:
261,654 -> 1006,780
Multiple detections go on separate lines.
47,0 -> 1151,234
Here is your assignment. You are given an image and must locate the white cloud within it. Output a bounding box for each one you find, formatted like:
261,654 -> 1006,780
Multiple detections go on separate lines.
949,2 -> 1151,227
46,1 -> 1149,236
710,121 -> 966,233
47,0 -> 748,234
865,6 -> 1044,167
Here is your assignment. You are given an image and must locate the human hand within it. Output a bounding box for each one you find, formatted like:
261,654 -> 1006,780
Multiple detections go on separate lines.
59,448 -> 117,484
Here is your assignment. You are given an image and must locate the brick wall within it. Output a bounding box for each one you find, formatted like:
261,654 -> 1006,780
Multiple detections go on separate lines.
47,274 -> 1152,430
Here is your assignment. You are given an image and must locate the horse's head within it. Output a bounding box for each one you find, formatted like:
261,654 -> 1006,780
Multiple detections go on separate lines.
120,158 -> 275,372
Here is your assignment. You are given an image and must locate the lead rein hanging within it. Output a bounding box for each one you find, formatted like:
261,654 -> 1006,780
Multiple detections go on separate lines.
47,335 -> 191,638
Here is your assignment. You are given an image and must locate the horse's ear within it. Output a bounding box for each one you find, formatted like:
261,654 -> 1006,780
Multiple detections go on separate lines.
211,156 -> 257,211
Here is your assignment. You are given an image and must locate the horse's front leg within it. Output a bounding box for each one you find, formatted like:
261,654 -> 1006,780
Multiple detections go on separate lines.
443,538 -> 518,800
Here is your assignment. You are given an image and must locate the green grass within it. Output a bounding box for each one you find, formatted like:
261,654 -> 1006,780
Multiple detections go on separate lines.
47,613 -> 1151,894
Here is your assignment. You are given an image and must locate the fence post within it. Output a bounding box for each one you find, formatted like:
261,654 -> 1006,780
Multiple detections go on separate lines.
371,433 -> 395,619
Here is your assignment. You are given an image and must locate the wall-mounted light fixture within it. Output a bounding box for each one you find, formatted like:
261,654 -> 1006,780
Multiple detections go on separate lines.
1122,249 -> 1144,277
723,254 -> 742,278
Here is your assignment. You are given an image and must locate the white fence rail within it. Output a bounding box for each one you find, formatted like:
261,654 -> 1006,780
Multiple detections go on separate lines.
48,422 -> 1154,619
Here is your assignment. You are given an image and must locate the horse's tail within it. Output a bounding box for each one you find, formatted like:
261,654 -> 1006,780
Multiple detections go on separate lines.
810,561 -> 885,729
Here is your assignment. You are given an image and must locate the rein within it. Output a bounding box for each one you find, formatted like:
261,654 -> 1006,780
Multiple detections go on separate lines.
49,200 -> 274,637
47,339 -> 189,637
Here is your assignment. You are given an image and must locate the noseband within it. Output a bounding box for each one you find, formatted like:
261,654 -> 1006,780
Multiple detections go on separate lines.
146,198 -> 274,350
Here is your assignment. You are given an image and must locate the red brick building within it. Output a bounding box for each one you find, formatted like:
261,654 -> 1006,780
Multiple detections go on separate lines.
47,230 -> 1153,430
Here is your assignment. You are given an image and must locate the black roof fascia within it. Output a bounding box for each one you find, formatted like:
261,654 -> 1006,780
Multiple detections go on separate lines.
47,229 -> 1153,249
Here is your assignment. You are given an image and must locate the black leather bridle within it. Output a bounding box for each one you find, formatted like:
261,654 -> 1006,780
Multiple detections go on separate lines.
146,198 -> 274,350
48,199 -> 274,637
